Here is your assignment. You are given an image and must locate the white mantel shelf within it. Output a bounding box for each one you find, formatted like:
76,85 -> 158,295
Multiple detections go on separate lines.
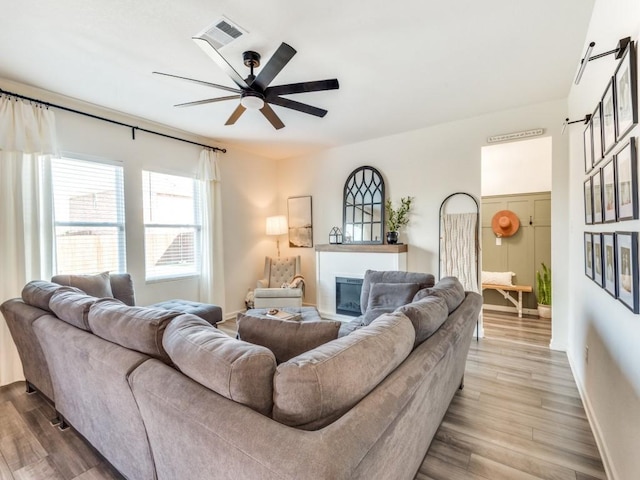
315,244 -> 408,253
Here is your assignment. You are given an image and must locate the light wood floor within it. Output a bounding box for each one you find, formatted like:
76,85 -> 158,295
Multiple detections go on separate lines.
0,315 -> 605,480
482,309 -> 552,348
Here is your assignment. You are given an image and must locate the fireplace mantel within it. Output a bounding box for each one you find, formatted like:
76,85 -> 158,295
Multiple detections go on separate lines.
315,244 -> 408,253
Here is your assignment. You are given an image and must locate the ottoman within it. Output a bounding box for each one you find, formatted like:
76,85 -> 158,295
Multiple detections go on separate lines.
244,306 -> 322,322
151,299 -> 222,326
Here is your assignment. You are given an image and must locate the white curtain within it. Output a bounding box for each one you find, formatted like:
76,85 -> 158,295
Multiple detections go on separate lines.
197,149 -> 226,315
0,95 -> 58,386
440,212 -> 479,292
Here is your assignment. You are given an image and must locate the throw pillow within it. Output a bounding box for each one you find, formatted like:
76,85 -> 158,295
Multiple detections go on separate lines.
481,271 -> 514,286
366,282 -> 421,311
413,277 -> 465,313
237,314 -> 341,363
397,296 -> 448,346
51,271 -> 114,298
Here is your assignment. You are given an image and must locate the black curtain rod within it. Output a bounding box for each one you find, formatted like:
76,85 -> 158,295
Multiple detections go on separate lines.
0,88 -> 226,153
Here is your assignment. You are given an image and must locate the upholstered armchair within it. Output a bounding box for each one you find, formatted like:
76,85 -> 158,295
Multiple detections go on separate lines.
253,256 -> 304,308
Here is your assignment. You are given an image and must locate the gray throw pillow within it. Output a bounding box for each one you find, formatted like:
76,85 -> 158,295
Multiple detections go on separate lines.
367,282 -> 421,311
413,277 -> 465,313
237,314 -> 341,363
397,296 -> 449,346
51,271 -> 114,299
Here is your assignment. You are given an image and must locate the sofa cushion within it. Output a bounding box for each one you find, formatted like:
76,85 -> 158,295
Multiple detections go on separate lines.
109,273 -> 136,306
88,298 -> 180,363
163,314 -> 276,415
237,314 -> 341,363
413,277 -> 465,313
367,282 -> 421,310
360,270 -> 435,314
21,280 -> 63,311
273,311 -> 415,430
397,296 -> 449,346
51,272 -> 114,299
49,287 -> 98,331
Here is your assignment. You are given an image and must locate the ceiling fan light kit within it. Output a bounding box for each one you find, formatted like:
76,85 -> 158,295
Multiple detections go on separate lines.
154,36 -> 339,129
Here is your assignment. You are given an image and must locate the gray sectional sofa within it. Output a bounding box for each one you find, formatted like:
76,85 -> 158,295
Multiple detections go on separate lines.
1,271 -> 482,480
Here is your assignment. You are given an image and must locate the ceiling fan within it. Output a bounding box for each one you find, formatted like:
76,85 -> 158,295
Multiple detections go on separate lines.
153,37 -> 339,130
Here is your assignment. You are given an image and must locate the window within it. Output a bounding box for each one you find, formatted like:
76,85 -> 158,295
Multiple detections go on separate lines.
51,157 -> 126,274
142,171 -> 201,280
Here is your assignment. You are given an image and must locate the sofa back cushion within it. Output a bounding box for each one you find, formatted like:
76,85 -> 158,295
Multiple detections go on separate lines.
366,282 -> 421,311
49,288 -> 97,331
88,298 -> 179,363
52,272 -> 113,299
272,311 -> 415,430
396,296 -> 449,346
360,270 -> 435,314
108,273 -> 136,306
164,314 -> 277,415
413,276 -> 465,313
21,280 -> 63,311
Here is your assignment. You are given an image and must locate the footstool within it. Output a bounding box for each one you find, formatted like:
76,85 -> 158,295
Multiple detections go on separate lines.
151,299 -> 222,326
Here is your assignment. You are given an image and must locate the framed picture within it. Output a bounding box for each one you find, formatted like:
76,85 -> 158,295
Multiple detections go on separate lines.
603,232 -> 617,297
584,178 -> 593,224
616,231 -> 639,313
593,233 -> 604,286
592,103 -> 603,164
287,195 -> 313,248
602,79 -> 617,155
616,138 -> 638,220
602,158 -> 617,222
614,41 -> 638,141
584,232 -> 594,279
584,122 -> 594,173
592,169 -> 603,224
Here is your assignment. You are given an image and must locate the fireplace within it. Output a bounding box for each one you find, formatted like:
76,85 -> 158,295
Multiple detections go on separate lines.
335,277 -> 364,317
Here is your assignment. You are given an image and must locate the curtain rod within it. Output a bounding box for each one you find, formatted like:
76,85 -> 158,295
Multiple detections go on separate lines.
0,88 -> 226,153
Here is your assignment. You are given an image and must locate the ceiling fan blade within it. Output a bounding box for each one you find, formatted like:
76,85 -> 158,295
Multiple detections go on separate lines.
267,96 -> 328,117
192,36 -> 250,89
225,104 -> 246,125
253,43 -> 297,90
153,72 -> 242,94
266,79 -> 339,97
174,95 -> 241,108
260,103 -> 285,129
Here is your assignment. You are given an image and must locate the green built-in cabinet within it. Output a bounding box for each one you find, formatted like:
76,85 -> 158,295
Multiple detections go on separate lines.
482,192 -> 551,310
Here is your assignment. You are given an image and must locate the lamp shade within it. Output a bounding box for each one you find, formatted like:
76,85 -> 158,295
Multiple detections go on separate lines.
266,215 -> 288,236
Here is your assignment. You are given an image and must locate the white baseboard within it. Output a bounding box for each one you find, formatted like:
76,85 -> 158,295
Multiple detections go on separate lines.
482,304 -> 538,316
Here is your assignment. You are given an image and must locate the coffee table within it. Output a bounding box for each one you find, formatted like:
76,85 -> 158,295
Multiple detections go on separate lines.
245,306 -> 322,322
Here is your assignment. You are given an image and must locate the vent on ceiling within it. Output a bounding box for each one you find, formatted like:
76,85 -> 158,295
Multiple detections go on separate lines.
196,16 -> 247,49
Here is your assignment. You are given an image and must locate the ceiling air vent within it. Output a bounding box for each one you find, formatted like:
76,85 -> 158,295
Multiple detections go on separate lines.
196,16 -> 248,49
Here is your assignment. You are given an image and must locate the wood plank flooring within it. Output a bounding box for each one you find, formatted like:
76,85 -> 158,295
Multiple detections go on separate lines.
482,309 -> 552,348
0,315 -> 605,480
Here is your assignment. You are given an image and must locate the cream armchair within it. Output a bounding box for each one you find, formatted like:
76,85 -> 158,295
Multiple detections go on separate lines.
253,256 -> 304,308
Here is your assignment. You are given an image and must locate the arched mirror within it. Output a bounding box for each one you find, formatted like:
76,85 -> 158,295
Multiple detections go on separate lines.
343,166 -> 385,244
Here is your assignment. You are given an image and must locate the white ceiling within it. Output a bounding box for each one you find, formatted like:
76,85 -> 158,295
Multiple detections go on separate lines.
0,0 -> 594,159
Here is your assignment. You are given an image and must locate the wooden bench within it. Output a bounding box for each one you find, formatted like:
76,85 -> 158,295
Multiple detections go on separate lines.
481,284 -> 533,318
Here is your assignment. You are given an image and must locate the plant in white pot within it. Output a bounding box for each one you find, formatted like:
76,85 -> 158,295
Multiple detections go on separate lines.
536,262 -> 551,318
385,197 -> 413,244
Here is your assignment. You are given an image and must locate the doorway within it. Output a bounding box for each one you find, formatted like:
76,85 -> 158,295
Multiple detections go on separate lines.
480,137 -> 552,347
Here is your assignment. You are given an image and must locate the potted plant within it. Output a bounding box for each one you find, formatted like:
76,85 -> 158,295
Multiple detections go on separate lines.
536,262 -> 551,318
385,197 -> 413,244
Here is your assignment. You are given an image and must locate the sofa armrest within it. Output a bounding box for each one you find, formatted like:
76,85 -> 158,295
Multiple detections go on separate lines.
256,279 -> 269,288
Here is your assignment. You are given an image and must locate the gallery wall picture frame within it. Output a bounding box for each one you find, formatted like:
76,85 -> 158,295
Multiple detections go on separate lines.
287,195 -> 313,248
592,103 -> 604,164
593,233 -> 604,287
614,41 -> 637,142
616,231 -> 639,313
615,137 -> 638,221
602,158 -> 617,222
584,122 -> 594,173
584,178 -> 593,224
592,169 -> 603,224
584,232 -> 594,279
602,79 -> 617,155
603,232 -> 617,297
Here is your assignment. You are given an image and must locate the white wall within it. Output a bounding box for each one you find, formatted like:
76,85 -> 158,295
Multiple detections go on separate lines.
567,1 -> 640,478
481,136 -> 552,195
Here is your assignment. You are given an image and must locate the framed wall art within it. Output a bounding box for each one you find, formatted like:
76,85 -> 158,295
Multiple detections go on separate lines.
584,122 -> 594,173
584,232 -> 594,279
602,80 -> 617,155
603,232 -> 617,297
616,138 -> 638,220
593,233 -> 604,287
614,41 -> 638,141
616,231 -> 639,313
602,159 -> 617,222
592,169 -> 603,224
592,103 -> 604,164
287,196 -> 313,248
584,178 -> 593,224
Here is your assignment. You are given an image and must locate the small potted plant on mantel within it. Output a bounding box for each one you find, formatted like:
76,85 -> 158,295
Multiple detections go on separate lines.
385,196 -> 413,244
536,262 -> 551,318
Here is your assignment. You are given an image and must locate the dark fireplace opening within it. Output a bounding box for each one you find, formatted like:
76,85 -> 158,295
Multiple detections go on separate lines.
335,277 -> 363,317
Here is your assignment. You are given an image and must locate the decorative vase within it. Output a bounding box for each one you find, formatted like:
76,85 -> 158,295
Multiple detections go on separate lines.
386,231 -> 398,244
537,304 -> 551,319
